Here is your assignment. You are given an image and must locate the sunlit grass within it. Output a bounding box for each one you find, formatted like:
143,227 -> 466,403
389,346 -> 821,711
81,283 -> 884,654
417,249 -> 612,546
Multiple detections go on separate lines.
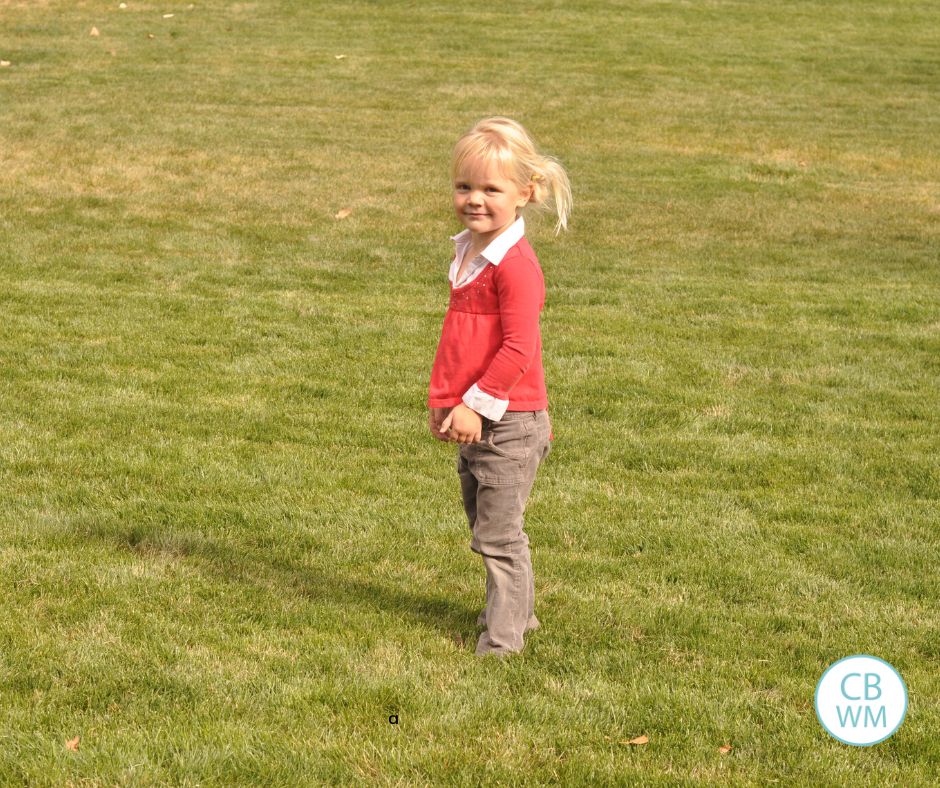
1,0 -> 938,783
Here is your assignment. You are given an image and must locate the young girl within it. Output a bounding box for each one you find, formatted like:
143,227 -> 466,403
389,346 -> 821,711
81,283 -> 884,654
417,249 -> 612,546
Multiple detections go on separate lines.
427,117 -> 572,657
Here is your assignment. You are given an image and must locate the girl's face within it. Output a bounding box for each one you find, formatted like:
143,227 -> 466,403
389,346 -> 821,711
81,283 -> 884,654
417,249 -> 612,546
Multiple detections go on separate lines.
453,156 -> 532,246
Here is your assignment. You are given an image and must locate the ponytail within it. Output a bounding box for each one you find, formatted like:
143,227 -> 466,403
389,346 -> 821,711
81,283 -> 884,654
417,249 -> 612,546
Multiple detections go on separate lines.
527,156 -> 573,235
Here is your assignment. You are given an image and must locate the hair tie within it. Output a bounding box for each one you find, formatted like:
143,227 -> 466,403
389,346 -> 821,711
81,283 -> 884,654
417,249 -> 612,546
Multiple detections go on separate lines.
530,173 -> 543,182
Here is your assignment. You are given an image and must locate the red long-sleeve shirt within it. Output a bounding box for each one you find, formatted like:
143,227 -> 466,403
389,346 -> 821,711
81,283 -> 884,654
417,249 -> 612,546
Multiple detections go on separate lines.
428,232 -> 550,427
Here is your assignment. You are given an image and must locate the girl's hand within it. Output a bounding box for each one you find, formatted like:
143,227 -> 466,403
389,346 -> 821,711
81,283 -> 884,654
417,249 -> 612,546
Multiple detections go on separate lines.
429,407 -> 453,442
439,403 -> 483,444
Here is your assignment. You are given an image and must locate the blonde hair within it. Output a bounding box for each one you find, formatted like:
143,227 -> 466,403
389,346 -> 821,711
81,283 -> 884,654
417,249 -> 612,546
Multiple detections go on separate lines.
451,117 -> 572,235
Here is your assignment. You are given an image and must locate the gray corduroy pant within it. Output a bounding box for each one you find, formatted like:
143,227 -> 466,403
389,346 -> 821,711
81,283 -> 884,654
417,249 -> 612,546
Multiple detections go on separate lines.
456,410 -> 552,656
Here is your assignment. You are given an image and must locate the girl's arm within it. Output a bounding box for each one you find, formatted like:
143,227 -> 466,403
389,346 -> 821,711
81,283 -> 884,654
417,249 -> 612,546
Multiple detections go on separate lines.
474,253 -> 543,408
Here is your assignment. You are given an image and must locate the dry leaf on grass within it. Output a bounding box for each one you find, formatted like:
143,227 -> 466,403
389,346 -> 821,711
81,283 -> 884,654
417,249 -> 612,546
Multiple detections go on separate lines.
334,208 -> 352,220
624,735 -> 649,746
90,27 -> 100,37
719,744 -> 733,754
0,61 -> 10,67
147,33 -> 155,39
66,736 -> 80,751
335,54 -> 347,60
163,13 -> 174,18
119,2 -> 127,7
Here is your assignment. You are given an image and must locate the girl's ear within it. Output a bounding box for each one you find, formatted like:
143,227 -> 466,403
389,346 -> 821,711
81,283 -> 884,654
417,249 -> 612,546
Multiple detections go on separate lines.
518,183 -> 534,208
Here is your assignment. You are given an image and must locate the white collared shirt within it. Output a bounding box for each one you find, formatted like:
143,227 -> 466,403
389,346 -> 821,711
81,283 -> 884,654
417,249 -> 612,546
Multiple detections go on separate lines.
448,216 -> 526,421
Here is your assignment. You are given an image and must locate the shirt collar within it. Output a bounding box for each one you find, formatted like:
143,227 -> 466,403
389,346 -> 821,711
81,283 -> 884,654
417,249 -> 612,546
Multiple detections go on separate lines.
450,216 -> 525,265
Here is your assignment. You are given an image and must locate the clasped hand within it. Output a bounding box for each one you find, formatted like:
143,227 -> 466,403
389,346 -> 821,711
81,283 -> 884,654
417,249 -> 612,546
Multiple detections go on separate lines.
428,403 -> 483,444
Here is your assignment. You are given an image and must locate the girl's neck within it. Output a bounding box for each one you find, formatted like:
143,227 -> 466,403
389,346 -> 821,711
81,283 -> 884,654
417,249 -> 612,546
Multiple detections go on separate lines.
468,215 -> 518,255
467,237 -> 487,258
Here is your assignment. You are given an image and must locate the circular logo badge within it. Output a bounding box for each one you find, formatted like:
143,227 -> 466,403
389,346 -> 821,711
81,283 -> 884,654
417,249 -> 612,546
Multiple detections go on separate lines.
815,655 -> 908,746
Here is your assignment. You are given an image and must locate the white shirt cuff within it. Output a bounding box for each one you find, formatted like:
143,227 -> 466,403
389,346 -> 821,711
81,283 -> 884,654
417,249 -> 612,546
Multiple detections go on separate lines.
462,383 -> 509,422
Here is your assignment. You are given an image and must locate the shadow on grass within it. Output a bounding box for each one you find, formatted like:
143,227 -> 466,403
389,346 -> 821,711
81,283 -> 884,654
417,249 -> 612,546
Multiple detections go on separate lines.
78,521 -> 479,647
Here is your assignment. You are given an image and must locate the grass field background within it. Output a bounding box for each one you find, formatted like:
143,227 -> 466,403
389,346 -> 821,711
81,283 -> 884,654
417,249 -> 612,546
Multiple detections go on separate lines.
1,0 -> 939,784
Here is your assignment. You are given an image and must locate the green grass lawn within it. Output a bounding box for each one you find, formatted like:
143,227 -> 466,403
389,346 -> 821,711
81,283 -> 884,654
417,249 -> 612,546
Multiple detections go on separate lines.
1,0 -> 939,783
